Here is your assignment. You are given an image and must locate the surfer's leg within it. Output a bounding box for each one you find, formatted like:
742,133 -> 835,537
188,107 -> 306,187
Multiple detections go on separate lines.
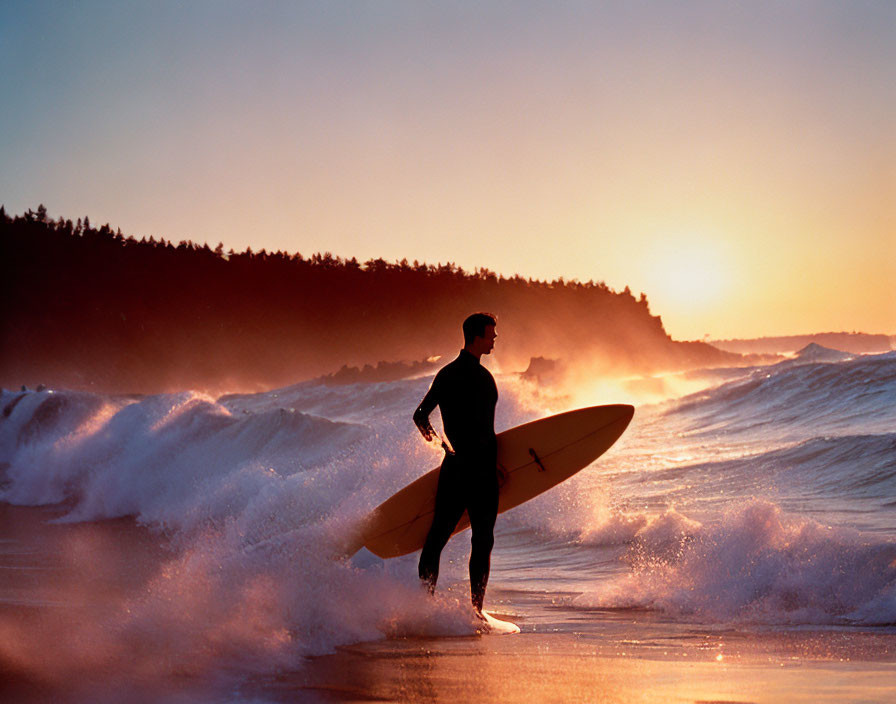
418,457 -> 465,593
467,470 -> 499,612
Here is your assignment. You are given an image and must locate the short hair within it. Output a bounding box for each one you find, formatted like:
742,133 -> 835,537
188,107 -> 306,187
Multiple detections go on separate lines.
463,312 -> 497,345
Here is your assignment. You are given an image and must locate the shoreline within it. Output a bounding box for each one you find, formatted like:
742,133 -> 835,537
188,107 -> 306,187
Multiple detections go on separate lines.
265,629 -> 896,704
1,502 -> 895,703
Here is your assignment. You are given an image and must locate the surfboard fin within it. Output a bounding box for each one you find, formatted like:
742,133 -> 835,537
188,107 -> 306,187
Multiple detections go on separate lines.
528,447 -> 547,472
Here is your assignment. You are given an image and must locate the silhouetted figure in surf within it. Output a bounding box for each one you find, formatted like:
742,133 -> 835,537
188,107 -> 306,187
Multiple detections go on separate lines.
414,312 -> 504,614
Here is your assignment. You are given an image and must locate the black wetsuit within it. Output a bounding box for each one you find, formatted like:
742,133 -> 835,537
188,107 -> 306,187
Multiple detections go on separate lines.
413,349 -> 498,611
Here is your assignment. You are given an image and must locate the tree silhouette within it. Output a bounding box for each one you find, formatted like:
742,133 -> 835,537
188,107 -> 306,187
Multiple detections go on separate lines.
0,206 -> 737,393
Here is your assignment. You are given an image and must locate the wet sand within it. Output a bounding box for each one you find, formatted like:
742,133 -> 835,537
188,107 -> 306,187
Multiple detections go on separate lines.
270,593 -> 896,704
2,502 -> 894,704
0,503 -> 174,703
281,634 -> 896,704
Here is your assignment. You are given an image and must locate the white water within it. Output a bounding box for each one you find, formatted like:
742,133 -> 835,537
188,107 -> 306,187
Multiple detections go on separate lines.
1,349 -> 894,680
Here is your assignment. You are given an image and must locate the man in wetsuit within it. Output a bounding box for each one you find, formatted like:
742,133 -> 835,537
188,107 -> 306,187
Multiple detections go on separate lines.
413,312 -> 501,614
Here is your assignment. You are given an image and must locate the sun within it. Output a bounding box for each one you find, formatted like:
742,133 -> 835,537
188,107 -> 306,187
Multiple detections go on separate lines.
644,236 -> 733,313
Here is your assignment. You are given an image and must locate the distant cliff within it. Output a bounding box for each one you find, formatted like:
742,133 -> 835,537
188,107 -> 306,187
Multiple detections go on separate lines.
711,333 -> 893,356
1,206 -> 741,393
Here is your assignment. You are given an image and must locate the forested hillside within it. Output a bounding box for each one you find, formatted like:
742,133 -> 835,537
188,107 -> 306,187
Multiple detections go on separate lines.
1,206 -> 739,392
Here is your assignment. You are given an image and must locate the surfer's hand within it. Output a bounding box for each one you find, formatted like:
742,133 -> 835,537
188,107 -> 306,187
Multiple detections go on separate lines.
415,420 -> 435,442
496,462 -> 508,488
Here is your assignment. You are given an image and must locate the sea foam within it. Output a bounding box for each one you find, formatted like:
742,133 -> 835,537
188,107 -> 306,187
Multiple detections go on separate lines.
575,500 -> 896,626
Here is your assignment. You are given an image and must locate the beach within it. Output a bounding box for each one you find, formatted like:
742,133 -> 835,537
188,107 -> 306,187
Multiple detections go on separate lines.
291,631 -> 896,704
2,501 -> 893,703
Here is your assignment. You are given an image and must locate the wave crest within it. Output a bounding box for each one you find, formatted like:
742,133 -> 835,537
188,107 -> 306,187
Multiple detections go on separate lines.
576,500 -> 896,626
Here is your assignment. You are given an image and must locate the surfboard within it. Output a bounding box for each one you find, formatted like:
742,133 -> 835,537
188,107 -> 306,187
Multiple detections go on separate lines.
356,404 -> 634,559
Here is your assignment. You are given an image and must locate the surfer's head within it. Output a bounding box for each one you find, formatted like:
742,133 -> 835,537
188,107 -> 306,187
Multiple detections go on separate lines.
463,312 -> 497,357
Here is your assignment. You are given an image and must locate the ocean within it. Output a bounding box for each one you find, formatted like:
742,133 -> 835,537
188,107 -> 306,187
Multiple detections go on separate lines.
1,348 -> 894,702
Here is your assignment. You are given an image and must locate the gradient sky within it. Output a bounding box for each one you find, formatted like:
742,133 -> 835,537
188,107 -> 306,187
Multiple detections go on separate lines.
2,1 -> 894,340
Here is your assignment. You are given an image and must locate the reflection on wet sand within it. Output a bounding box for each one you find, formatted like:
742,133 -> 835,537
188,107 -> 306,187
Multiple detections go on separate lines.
275,630 -> 896,704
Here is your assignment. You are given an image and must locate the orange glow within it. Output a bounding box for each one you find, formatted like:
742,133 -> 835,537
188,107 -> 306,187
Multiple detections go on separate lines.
641,233 -> 733,315
1,3 -> 893,341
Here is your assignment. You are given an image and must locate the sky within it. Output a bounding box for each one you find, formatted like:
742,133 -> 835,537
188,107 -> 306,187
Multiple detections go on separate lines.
2,1 -> 894,340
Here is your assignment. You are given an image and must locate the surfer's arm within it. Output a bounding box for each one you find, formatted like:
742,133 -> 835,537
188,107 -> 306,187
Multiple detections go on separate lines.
413,378 -> 441,441
413,401 -> 436,441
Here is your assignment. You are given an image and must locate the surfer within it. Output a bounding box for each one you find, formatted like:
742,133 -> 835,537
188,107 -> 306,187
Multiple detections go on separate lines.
413,312 -> 501,614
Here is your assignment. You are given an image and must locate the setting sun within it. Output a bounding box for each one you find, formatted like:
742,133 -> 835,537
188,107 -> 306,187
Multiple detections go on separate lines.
623,232 -> 738,337
648,237 -> 731,309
